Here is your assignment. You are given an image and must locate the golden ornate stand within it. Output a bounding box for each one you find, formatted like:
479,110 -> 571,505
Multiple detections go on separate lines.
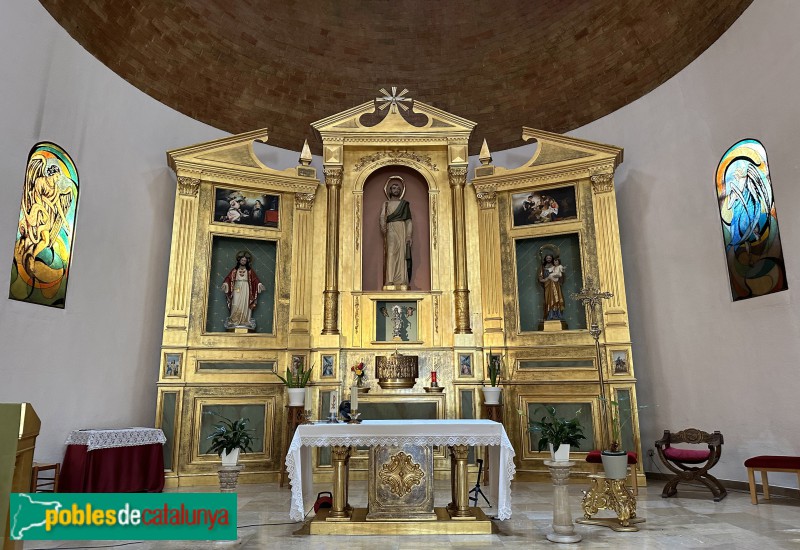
308,443 -> 494,535
576,474 -> 645,532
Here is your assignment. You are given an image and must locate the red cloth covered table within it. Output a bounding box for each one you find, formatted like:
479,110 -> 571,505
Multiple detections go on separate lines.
60,428 -> 166,493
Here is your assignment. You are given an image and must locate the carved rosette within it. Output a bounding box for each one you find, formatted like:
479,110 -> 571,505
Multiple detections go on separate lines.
476,189 -> 497,209
379,452 -> 425,497
454,289 -> 471,334
294,192 -> 316,210
590,171 -> 614,194
177,176 -> 201,197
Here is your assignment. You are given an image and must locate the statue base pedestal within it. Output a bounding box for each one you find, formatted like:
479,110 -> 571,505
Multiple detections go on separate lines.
229,327 -> 251,334
540,320 -> 568,332
382,284 -> 409,291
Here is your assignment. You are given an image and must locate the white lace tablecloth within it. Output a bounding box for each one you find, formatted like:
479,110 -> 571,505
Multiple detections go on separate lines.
65,428 -> 167,451
285,419 -> 516,521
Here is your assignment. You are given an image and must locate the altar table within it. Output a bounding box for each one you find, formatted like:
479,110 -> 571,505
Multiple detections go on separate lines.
60,428 -> 166,493
285,419 -> 516,526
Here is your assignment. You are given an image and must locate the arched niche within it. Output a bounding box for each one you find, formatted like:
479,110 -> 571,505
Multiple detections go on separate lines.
361,165 -> 431,292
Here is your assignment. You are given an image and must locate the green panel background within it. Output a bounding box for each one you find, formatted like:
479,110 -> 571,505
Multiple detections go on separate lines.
160,393 -> 177,470
206,237 -> 276,333
198,362 -> 276,371
199,405 -> 265,454
527,402 -> 595,453
516,233 -> 586,331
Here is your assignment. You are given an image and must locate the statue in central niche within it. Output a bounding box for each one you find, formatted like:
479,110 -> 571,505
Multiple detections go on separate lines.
379,176 -> 413,291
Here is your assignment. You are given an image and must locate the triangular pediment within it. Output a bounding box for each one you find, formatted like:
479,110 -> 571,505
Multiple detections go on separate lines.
167,128 -> 319,190
311,100 -> 476,140
473,127 -> 623,186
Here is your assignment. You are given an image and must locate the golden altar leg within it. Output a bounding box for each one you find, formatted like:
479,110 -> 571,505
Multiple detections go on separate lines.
449,444 -> 475,519
327,445 -> 352,521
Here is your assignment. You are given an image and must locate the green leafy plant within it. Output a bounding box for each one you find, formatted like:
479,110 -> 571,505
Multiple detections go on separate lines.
205,411 -> 256,456
528,406 -> 586,452
276,362 -> 313,388
486,353 -> 503,387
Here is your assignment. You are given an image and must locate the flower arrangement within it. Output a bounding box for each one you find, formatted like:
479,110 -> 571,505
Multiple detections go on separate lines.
528,406 -> 586,453
351,362 -> 366,387
205,411 -> 256,456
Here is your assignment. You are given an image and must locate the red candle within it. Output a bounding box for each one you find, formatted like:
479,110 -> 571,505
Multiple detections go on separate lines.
431,371 -> 438,386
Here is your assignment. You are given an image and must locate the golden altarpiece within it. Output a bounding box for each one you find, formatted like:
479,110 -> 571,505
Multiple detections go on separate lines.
155,92 -> 643,488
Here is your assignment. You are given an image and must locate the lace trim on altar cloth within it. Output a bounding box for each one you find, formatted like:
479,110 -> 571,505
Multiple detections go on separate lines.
285,434 -> 517,521
65,428 -> 167,451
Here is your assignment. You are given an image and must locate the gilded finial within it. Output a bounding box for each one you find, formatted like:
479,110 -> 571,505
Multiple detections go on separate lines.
299,140 -> 312,166
479,139 -> 492,165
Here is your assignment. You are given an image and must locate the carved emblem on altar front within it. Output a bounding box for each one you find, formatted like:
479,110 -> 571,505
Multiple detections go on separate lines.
379,452 -> 425,497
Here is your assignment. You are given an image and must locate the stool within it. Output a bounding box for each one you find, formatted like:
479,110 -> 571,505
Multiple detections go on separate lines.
744,455 -> 800,505
585,450 -> 639,495
655,428 -> 726,501
30,462 -> 60,492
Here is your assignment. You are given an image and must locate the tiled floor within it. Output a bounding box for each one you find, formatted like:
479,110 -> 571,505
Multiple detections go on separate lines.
24,480 -> 800,549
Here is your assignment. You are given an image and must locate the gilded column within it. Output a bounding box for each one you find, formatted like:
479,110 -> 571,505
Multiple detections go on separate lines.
163,173 -> 201,336
327,445 -> 352,521
322,166 -> 343,335
589,167 -> 629,329
449,165 -> 472,334
475,187 -> 504,336
289,192 -> 316,342
450,444 -> 474,518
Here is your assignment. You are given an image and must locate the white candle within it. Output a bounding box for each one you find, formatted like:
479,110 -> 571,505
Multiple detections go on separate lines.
305,386 -> 312,410
351,385 -> 358,411
330,390 -> 338,415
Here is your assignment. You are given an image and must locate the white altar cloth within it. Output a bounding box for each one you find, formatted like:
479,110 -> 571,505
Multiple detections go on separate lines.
285,419 -> 516,521
65,428 -> 167,451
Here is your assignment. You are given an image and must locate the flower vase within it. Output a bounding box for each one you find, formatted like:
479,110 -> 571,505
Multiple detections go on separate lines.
221,448 -> 240,466
548,443 -> 570,462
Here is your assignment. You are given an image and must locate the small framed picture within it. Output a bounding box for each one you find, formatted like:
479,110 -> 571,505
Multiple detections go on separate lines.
457,353 -> 473,378
321,354 -> 336,378
164,353 -> 182,378
291,355 -> 306,376
611,350 -> 629,375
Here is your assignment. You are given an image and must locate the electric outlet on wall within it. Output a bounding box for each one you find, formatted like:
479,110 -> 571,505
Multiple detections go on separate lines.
647,449 -> 654,457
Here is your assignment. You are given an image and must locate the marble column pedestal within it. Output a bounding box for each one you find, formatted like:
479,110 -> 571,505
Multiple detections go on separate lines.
544,460 -> 581,544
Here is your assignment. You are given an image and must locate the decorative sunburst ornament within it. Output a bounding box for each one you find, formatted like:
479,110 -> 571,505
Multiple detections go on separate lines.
376,87 -> 412,112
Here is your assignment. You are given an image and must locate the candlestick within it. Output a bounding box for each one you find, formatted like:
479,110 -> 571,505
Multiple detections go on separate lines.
351,385 -> 358,411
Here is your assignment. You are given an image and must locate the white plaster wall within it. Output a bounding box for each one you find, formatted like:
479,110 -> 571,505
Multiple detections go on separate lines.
0,0 -> 307,462
565,0 -> 800,484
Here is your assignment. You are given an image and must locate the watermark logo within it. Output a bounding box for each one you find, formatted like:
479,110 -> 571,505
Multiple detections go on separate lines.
9,493 -> 237,540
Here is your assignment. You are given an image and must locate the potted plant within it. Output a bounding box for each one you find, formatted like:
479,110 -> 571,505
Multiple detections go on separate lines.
528,406 -> 586,462
481,351 -> 503,405
276,359 -> 313,406
600,400 -> 629,479
205,412 -> 256,467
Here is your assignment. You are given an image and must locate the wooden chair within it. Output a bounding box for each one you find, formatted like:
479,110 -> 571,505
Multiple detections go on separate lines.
30,462 -> 60,492
655,428 -> 726,501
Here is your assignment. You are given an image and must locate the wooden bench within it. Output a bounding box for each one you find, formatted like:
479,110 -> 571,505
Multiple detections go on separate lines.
745,455 -> 800,505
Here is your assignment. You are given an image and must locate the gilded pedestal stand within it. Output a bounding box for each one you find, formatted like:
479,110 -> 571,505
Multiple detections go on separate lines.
544,461 -> 581,544
577,474 -> 644,532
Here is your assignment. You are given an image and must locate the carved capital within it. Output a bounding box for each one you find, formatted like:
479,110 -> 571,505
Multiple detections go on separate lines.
331,445 -> 351,461
323,166 -> 343,188
448,166 -> 468,188
294,192 -> 316,210
476,190 -> 497,209
177,176 -> 201,197
450,444 -> 470,460
590,167 -> 615,194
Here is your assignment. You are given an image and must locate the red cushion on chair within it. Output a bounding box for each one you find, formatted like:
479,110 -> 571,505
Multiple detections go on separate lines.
663,447 -> 710,464
585,450 -> 638,464
744,455 -> 800,469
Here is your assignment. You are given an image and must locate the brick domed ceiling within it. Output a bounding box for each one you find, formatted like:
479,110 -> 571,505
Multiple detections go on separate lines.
41,0 -> 752,154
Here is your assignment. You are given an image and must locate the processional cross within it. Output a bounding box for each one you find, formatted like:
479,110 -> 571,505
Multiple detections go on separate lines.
572,277 -> 614,450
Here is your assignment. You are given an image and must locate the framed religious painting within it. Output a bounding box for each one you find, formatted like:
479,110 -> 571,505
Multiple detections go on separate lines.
610,350 -> 629,376
212,186 -> 280,229
163,353 -> 182,379
511,185 -> 577,228
457,353 -> 473,379
320,354 -> 336,379
291,355 -> 307,376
